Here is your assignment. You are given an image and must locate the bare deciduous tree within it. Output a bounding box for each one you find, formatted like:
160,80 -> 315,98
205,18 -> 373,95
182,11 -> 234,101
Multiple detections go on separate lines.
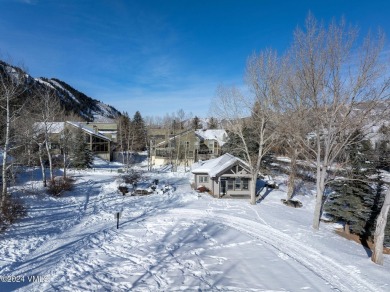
213,49 -> 283,204
34,85 -> 63,184
287,14 -> 390,230
0,62 -> 29,204
276,115 -> 301,200
60,126 -> 73,179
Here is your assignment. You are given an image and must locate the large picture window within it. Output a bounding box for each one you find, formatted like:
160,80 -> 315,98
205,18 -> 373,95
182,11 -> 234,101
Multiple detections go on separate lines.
223,177 -> 249,191
199,176 -> 208,183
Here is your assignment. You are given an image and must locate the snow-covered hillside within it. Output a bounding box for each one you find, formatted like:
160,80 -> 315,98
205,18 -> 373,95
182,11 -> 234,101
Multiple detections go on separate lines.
0,157 -> 389,291
36,77 -> 121,122
0,60 -> 121,122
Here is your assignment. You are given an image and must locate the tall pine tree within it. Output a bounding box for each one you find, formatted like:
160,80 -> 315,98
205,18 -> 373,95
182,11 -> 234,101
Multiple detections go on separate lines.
70,127 -> 93,169
192,116 -> 201,130
207,117 -> 218,129
132,111 -> 146,151
325,131 -> 376,235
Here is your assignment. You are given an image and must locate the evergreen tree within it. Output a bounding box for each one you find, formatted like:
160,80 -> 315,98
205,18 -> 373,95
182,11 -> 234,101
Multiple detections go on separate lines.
375,126 -> 390,171
70,127 -> 93,168
223,127 -> 259,160
192,116 -> 201,130
325,131 -> 376,235
207,117 -> 218,129
132,111 -> 146,151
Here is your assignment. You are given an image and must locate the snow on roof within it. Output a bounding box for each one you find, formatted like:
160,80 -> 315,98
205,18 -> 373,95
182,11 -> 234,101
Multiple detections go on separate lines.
195,129 -> 228,146
192,153 -> 249,178
33,121 -> 112,141
34,122 -> 65,134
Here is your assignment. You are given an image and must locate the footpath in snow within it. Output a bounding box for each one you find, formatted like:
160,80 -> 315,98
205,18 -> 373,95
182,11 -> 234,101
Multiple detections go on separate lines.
0,160 -> 389,291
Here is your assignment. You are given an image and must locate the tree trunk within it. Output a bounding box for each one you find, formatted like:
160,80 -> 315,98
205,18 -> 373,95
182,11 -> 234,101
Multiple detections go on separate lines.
184,134 -> 189,172
1,95 -> 10,206
38,143 -> 47,187
371,188 -> 390,265
44,138 -> 54,181
287,149 -> 297,200
344,222 -> 350,234
175,135 -> 181,170
312,166 -> 326,230
63,151 -> 67,179
250,173 -> 257,205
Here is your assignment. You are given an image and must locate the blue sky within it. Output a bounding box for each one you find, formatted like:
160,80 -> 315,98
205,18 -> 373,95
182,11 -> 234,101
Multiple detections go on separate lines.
1,0 -> 390,118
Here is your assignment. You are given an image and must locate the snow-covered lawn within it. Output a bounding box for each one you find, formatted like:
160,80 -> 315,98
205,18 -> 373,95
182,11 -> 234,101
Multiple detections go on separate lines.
0,160 -> 389,291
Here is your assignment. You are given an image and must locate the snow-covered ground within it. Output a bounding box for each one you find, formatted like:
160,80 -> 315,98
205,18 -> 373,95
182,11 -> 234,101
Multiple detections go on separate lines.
0,157 -> 389,291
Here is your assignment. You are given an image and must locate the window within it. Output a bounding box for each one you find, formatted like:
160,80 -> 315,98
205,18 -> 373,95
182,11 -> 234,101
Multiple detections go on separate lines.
199,176 -> 208,183
223,177 -> 249,191
235,178 -> 241,190
227,178 -> 234,190
243,178 -> 249,190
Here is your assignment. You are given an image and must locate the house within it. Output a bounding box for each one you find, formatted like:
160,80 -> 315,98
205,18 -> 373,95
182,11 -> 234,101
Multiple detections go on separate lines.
149,128 -> 228,167
194,129 -> 228,160
150,129 -> 196,167
79,122 -> 118,143
192,153 -> 254,199
66,122 -> 114,161
34,121 -> 115,161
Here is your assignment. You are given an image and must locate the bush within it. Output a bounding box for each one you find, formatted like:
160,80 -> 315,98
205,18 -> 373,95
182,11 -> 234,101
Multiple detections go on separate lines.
0,196 -> 27,226
118,186 -> 129,195
281,199 -> 303,208
196,186 -> 209,193
122,170 -> 142,184
47,177 -> 75,197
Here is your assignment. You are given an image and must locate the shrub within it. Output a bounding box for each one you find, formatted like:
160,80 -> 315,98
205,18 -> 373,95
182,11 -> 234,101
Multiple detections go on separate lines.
196,186 -> 209,193
281,199 -> 303,208
122,170 -> 142,184
47,177 -> 75,197
0,196 -> 27,226
118,186 -> 129,195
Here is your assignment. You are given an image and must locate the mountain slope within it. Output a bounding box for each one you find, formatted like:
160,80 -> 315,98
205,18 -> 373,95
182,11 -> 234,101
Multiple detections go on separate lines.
0,60 -> 121,122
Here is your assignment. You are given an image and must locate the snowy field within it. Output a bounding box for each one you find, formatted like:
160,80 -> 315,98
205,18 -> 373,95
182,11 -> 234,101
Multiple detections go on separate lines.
0,157 -> 389,291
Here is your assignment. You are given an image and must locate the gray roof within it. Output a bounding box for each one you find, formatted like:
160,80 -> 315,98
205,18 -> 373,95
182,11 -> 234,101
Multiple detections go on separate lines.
192,153 -> 250,178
